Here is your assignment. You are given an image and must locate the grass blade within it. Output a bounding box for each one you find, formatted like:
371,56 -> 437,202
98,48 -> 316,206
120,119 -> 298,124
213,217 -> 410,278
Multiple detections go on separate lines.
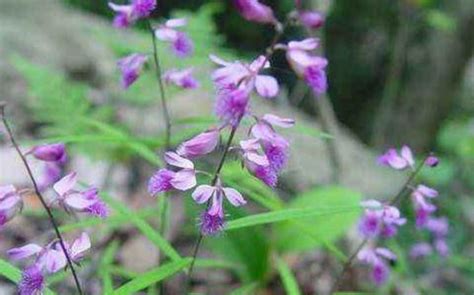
276,257 -> 301,295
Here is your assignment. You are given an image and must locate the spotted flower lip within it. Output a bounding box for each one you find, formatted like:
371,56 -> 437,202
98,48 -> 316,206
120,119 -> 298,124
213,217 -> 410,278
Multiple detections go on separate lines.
377,145 -> 415,170
148,152 -> 197,195
52,173 -> 108,218
210,54 -> 279,98
117,53 -> 148,89
163,68 -> 199,89
155,18 -> 193,57
233,0 -> 276,24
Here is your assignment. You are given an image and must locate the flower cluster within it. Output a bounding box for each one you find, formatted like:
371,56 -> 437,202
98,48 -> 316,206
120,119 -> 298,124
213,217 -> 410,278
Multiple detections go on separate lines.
357,146 -> 445,286
143,1 -> 331,236
9,233 -> 90,294
2,143 -> 108,293
109,0 -> 197,90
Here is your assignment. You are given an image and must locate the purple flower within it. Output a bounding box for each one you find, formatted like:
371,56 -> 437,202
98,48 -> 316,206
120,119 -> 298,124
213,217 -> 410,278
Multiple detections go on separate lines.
210,54 -> 279,98
409,242 -> 432,259
109,2 -> 135,28
298,10 -> 325,30
29,143 -> 66,162
411,184 -> 438,227
8,233 -> 90,274
233,0 -> 276,24
239,139 -> 277,187
19,265 -> 45,295
0,185 -> 23,228
424,217 -> 449,238
377,145 -> 415,170
358,200 -> 406,238
358,247 -> 396,286
38,163 -> 63,192
117,53 -> 148,89
52,173 -> 108,218
215,84 -> 250,127
164,68 -> 199,89
434,239 -> 449,257
148,152 -> 197,195
108,0 -> 156,28
425,154 -> 439,167
155,18 -> 194,57
131,0 -> 156,18
415,207 -> 433,228
193,182 -> 246,235
177,129 -> 220,158
286,38 -> 328,94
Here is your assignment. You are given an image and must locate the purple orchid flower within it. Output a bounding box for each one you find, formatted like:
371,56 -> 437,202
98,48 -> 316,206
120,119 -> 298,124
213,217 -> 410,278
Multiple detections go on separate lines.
233,0 -> 276,24
193,181 -> 247,235
411,184 -> 438,227
239,138 -> 276,187
163,68 -> 199,89
148,152 -> 197,195
210,54 -> 279,98
155,18 -> 194,57
409,242 -> 433,259
117,53 -> 148,89
177,129 -> 220,158
52,173 -> 108,218
0,185 -> 23,228
18,264 -> 45,295
358,200 -> 406,238
215,84 -> 251,127
8,232 -> 91,274
286,38 -> 328,95
358,246 -> 397,286
425,154 -> 439,167
377,145 -> 415,170
108,0 -> 156,28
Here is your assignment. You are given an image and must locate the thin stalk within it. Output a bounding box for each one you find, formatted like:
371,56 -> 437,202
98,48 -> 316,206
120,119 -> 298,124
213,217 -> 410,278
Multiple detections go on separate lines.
330,156 -> 428,293
185,127 -> 238,292
147,20 -> 172,295
147,20 -> 171,151
0,104 -> 83,295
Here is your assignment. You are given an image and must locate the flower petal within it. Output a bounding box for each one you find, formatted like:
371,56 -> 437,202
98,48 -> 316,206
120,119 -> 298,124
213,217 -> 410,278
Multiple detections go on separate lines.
70,232 -> 91,261
53,172 -> 77,197
164,152 -> 194,169
262,114 -> 295,128
401,145 -> 414,167
171,169 -> 197,191
255,75 -> 279,98
192,185 -> 216,204
64,193 -> 97,210
222,188 -> 246,206
7,244 -> 42,261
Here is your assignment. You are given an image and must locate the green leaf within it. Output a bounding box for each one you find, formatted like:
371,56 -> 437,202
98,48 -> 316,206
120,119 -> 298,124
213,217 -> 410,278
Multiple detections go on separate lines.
226,205 -> 359,231
229,282 -> 259,295
276,186 -> 362,253
276,257 -> 301,295
205,206 -> 270,283
100,241 -> 120,294
101,193 -> 182,262
112,259 -> 191,295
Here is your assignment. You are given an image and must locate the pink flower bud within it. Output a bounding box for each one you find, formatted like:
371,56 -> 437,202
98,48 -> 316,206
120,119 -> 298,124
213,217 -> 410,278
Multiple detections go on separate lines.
425,155 -> 439,167
117,53 -> 148,89
234,0 -> 276,24
31,143 -> 66,162
177,130 -> 220,158
298,10 -> 325,30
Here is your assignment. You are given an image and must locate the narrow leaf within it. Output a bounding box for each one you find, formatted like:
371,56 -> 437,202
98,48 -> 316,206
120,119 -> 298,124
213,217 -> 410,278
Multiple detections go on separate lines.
112,259 -> 191,295
276,257 -> 301,295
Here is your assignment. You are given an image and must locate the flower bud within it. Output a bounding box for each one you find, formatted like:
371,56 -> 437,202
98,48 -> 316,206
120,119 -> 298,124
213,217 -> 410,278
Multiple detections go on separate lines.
31,143 -> 66,162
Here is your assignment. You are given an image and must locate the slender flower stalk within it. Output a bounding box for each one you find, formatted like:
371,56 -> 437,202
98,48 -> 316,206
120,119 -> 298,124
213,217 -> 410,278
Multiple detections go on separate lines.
147,20 -> 172,151
0,103 -> 83,295
330,154 -> 429,292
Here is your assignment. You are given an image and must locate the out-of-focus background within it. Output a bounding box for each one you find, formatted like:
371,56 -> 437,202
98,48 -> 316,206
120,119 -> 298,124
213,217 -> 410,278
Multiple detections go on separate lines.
0,0 -> 473,294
